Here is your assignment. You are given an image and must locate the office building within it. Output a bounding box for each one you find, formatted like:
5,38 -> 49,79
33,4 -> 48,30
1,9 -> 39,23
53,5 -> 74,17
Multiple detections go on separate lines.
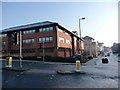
1,21 -> 84,58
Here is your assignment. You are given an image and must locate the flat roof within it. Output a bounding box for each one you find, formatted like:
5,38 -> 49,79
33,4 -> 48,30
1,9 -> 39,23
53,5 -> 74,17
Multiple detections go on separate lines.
1,21 -> 57,33
1,21 -> 82,40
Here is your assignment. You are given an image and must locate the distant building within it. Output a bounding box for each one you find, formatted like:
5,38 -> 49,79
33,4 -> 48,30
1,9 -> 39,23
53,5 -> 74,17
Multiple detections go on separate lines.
103,46 -> 111,53
0,21 -> 84,58
91,42 -> 98,57
82,36 -> 95,57
111,43 -> 120,53
97,42 -> 104,55
83,36 -> 101,57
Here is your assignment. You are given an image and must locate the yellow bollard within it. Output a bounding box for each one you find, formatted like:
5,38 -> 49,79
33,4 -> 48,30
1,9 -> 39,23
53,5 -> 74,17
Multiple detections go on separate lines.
6,57 -> 12,68
76,60 -> 80,72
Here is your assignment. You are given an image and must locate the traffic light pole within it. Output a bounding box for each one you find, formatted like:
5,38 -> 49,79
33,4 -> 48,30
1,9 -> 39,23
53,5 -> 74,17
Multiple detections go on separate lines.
20,31 -> 22,68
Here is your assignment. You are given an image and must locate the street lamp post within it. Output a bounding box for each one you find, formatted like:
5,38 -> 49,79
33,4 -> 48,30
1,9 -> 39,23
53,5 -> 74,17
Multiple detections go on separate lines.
79,17 -> 85,55
39,41 -> 45,63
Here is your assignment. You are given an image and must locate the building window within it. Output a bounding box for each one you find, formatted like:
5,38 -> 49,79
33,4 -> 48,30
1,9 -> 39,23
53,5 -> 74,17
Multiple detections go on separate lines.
23,29 -> 35,35
59,37 -> 64,43
42,37 -> 46,42
39,27 -> 54,32
46,37 -> 49,42
45,48 -> 54,52
49,27 -> 53,30
46,27 -> 49,31
10,50 -> 19,53
2,50 -> 7,53
42,28 -> 46,32
0,34 -> 7,38
0,42 -> 6,46
39,48 -> 54,52
3,42 -> 6,46
49,36 -> 53,41
39,36 -> 53,43
39,28 -> 42,32
39,38 -> 42,43
66,39 -> 70,44
23,39 -> 34,44
23,49 -> 35,53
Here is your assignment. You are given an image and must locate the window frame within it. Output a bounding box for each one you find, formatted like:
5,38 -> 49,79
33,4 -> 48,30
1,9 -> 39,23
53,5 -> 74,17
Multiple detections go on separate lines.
39,26 -> 54,32
59,37 -> 64,43
39,36 -> 53,43
23,29 -> 36,35
22,38 -> 35,44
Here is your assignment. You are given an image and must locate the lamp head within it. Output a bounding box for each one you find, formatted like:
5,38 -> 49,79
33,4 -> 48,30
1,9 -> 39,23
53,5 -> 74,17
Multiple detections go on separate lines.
82,17 -> 85,19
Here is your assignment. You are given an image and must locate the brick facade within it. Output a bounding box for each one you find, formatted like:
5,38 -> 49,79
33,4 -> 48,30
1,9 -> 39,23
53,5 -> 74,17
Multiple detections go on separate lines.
1,21 -> 84,58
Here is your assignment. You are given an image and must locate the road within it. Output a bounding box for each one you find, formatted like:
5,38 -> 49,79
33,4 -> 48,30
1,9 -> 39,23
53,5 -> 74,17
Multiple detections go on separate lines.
1,53 -> 119,88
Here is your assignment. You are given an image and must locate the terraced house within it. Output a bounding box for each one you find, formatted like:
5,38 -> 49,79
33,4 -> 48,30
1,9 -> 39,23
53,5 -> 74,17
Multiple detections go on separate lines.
0,21 -> 84,58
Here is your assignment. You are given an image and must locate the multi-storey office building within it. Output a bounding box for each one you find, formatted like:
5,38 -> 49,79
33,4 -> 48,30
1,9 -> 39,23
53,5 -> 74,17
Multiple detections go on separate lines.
1,21 -> 84,58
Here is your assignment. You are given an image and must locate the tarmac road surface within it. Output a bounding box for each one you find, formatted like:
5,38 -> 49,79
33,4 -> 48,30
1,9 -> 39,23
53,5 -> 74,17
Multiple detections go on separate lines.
1,54 -> 119,88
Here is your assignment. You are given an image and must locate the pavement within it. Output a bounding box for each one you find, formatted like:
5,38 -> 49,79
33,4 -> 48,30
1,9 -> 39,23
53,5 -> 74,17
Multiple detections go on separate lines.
0,54 -> 119,88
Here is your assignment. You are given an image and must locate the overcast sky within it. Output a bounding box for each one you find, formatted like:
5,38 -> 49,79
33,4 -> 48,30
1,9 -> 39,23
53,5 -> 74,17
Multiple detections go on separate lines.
1,1 -> 118,47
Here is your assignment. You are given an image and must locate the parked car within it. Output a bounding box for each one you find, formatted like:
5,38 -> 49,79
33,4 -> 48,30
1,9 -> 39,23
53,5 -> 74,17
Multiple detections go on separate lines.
107,53 -> 110,56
